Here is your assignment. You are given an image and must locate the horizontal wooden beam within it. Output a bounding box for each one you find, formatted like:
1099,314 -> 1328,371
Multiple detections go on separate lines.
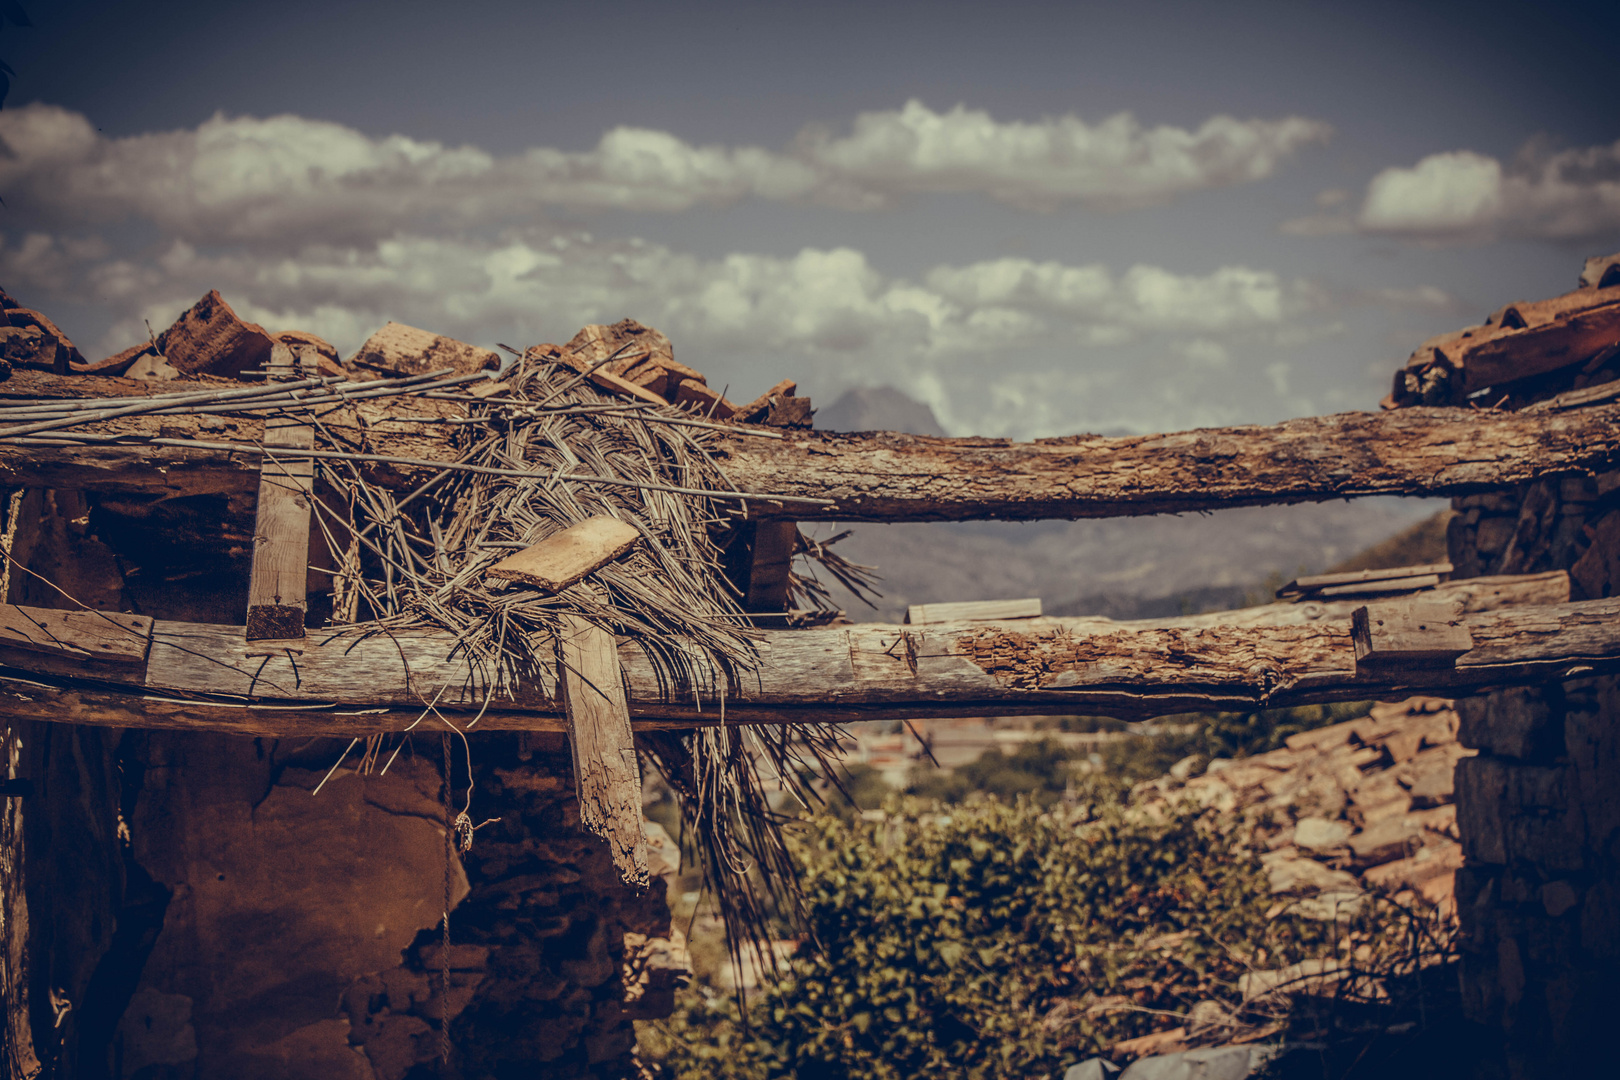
0,576 -> 1610,734
1,370 -> 1618,521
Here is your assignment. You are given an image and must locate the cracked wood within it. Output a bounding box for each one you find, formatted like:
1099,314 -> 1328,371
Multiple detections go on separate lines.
0,592 -> 1615,734
1,370 -> 1618,521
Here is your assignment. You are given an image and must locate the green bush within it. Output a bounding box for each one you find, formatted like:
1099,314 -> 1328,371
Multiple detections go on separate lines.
646,794 -> 1351,1080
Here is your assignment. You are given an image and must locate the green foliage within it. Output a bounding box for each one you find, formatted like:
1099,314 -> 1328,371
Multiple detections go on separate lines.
647,795 -> 1352,1080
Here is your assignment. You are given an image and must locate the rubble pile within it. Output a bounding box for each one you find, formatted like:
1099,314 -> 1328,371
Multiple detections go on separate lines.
0,286 -> 807,426
1141,697 -> 1469,921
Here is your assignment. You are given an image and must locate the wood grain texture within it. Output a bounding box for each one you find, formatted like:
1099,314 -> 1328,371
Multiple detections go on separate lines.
2,369 -> 1619,521
486,516 -> 640,593
245,344 -> 315,640
907,598 -> 1042,624
0,591 -> 1614,732
557,615 -> 648,888
1352,603 -> 1474,665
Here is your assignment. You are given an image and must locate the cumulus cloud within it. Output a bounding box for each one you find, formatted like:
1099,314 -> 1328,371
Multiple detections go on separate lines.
0,220 -> 1329,438
1285,139 -> 1620,242
795,100 -> 1332,210
0,101 -> 1330,243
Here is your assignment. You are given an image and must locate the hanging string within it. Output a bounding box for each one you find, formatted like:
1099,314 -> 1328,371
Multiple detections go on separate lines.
440,730 -> 453,1070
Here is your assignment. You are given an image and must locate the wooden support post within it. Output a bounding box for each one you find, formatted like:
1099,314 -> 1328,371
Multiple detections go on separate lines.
246,344 -> 315,642
744,520 -> 797,612
556,613 -> 648,888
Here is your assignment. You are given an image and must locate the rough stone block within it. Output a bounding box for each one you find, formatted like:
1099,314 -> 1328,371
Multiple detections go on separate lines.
1456,687 -> 1560,760
351,321 -> 501,378
157,289 -> 277,377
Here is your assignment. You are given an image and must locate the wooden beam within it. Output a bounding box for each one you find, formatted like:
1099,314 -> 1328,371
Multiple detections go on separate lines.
557,614 -> 648,889
742,520 -> 797,612
2,368 -> 1619,522
245,344 -> 314,642
0,584 -> 1614,733
1352,602 -> 1474,666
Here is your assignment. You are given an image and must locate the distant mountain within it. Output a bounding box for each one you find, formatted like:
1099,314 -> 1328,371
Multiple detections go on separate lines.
816,386 -> 946,436
798,389 -> 1446,622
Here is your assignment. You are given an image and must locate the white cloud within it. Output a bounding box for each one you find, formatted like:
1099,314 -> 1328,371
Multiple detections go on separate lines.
0,101 -> 1330,244
1287,139 -> 1620,242
795,100 -> 1332,210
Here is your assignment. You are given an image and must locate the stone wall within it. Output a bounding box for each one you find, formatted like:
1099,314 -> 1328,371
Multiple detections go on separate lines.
8,728 -> 682,1080
1448,474 -> 1620,1076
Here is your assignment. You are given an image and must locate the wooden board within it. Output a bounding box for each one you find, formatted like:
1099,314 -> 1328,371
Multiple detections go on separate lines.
906,598 -> 1042,624
486,516 -> 640,593
556,614 -> 647,888
4,368 -> 1620,522
1352,603 -> 1475,666
245,344 -> 315,641
1280,563 -> 1453,596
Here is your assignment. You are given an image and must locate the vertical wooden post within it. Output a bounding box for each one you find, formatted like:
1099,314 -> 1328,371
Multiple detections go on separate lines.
246,343 -> 315,642
556,614 -> 648,889
743,520 -> 797,613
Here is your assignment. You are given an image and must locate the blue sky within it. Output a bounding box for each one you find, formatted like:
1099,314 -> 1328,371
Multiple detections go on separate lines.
3,0 -> 1617,436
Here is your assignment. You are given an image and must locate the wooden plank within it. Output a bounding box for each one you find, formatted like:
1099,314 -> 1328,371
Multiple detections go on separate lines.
556,614 -> 648,888
0,606 -> 151,665
0,594 -> 1615,731
1314,574 -> 1443,599
486,516 -> 640,593
1352,603 -> 1475,666
743,520 -> 797,612
245,343 -> 315,641
5,367 -> 1620,522
906,598 -> 1043,624
1280,562 -> 1453,595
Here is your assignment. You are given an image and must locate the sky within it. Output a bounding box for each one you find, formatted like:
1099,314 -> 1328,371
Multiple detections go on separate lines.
2,0 -> 1617,438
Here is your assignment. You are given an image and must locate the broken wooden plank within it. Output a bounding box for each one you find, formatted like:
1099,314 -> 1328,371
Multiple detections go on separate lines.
245,344 -> 316,642
0,606 -> 152,678
743,521 -> 798,612
1352,602 -> 1475,666
0,594 -> 1615,732
486,516 -> 641,593
556,614 -> 648,889
1279,563 -> 1453,598
7,369 -> 1620,522
1314,574 -> 1443,599
906,598 -> 1043,624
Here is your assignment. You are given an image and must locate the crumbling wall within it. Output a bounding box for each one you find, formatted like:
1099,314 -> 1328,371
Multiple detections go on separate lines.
1449,473 -> 1620,1075
0,486 -> 683,1080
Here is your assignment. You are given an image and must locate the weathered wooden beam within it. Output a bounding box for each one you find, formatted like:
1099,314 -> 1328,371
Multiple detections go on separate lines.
742,520 -> 797,612
245,344 -> 315,642
557,614 -> 648,888
0,586 -> 1614,734
1,369 -> 1618,521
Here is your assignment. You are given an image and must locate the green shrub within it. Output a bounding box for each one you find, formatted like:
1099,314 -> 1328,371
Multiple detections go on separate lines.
646,794 -> 1350,1080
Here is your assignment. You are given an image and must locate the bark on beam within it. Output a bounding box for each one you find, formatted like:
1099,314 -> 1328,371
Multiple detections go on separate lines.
0,588 -> 1615,735
0,366 -> 1616,521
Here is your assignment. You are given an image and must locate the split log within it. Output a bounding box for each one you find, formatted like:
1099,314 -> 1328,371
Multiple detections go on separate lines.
907,599 -> 1042,624
557,614 -> 648,888
2,368 -> 1618,522
0,592 -> 1616,734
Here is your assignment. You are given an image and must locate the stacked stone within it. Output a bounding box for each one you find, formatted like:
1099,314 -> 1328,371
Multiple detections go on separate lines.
1447,473 -> 1620,1075
1146,697 -> 1471,922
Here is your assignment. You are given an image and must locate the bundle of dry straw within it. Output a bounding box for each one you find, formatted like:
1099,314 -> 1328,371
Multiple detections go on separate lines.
302,350 -> 871,972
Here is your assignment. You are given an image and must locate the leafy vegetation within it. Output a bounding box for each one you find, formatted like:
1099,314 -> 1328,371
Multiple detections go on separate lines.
641,788 -> 1424,1080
